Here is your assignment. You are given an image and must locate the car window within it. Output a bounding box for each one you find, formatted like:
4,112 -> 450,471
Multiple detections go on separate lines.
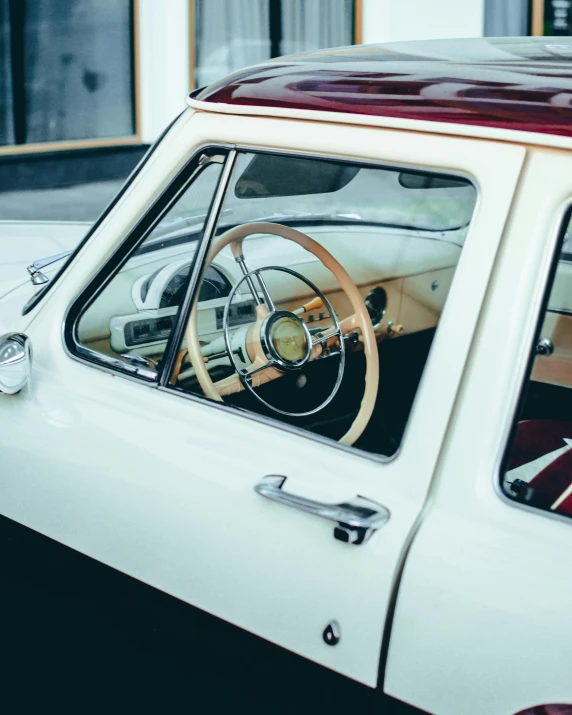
170,151 -> 478,458
74,159 -> 224,378
502,214 -> 572,519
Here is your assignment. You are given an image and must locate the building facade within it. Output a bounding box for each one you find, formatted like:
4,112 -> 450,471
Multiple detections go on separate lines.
0,0 -> 563,189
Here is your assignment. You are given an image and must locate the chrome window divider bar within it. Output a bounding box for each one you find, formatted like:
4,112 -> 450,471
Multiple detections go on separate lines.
159,149 -> 237,388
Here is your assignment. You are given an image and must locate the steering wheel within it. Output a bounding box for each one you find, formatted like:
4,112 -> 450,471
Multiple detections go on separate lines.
185,222 -> 379,446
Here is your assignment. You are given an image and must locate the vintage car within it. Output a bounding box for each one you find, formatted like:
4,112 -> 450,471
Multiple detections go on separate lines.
2,37 -> 572,714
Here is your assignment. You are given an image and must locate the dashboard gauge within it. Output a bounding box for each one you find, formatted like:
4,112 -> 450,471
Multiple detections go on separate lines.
160,265 -> 191,309
364,286 -> 387,328
133,261 -> 232,312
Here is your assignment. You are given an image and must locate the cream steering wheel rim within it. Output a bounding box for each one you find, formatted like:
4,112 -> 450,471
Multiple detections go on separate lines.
185,222 -> 379,446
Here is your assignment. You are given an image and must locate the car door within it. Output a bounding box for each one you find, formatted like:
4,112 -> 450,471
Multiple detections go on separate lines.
384,149 -> 572,714
0,109 -> 525,689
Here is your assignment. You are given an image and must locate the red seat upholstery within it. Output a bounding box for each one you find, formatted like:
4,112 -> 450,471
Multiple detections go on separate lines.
509,420 -> 572,517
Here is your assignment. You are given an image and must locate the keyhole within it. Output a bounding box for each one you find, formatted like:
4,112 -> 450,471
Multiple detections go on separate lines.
322,620 -> 341,646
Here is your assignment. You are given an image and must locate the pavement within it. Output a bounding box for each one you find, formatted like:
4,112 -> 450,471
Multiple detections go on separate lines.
0,180 -> 124,222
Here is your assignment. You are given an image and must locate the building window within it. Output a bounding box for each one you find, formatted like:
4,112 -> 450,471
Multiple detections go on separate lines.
484,0 -> 530,35
192,0 -> 357,89
0,0 -> 13,145
1,0 -> 136,148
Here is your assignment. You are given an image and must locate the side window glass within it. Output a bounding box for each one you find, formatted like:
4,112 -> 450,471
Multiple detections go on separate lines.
171,151 -> 477,458
502,215 -> 572,518
75,159 -> 224,377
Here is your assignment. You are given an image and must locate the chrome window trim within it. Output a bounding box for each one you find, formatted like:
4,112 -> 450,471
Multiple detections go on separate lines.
492,201 -> 572,527
159,151 -> 237,386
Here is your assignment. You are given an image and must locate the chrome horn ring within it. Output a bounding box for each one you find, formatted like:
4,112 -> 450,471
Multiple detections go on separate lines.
223,265 -> 345,417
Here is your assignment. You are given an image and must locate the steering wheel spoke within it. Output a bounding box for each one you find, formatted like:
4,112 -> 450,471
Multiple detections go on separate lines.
312,327 -> 342,347
253,270 -> 275,312
240,359 -> 273,381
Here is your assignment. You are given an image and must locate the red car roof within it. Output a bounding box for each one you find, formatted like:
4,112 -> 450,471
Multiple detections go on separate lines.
196,37 -> 572,138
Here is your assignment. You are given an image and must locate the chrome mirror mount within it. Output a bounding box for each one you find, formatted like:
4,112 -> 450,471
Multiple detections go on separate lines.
0,333 -> 31,394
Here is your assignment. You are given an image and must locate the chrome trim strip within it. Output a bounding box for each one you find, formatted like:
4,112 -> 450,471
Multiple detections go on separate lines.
159,150 -> 237,386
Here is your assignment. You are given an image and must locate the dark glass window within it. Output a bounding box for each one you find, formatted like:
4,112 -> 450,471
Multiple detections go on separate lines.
0,0 -> 13,145
484,0 -> 530,35
193,0 -> 355,89
24,0 -> 134,143
1,0 -> 135,147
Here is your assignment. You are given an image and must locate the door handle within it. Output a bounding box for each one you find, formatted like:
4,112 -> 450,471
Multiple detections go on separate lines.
254,475 -> 390,545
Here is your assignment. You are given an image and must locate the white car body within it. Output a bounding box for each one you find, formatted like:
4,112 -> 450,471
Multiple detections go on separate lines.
1,38 -> 572,715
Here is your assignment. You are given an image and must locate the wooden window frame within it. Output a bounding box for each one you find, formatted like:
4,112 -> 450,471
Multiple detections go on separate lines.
531,0 -> 544,35
0,0 -> 141,157
189,0 -> 363,91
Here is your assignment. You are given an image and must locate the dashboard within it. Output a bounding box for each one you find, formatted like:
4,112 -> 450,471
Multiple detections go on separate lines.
77,224 -> 462,367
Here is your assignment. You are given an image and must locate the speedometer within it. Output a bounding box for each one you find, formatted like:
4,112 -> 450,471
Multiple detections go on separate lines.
134,262 -> 233,312
160,265 -> 191,308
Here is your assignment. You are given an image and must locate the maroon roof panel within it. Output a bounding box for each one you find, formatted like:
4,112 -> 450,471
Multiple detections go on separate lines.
196,37 -> 572,138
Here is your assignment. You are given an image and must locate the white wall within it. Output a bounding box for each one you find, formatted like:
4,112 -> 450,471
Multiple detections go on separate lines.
362,0 -> 485,44
138,0 -> 190,144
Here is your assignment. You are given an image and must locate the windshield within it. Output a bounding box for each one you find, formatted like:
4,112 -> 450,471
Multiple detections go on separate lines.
223,152 -> 475,239
149,151 -> 476,252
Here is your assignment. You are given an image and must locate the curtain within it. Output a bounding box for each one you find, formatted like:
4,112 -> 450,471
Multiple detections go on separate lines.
194,0 -> 354,88
194,0 -> 270,88
281,0 -> 354,56
24,0 -> 134,143
0,0 -> 13,145
484,0 -> 529,36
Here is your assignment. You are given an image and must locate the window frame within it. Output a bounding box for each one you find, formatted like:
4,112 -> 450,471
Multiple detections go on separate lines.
0,0 -> 140,155
63,140 -> 479,464
63,145 -> 234,384
497,203 -> 572,522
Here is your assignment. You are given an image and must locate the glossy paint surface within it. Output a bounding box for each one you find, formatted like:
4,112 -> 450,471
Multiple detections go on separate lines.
198,37 -> 572,138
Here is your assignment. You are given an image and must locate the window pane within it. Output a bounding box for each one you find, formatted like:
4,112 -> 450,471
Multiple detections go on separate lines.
281,0 -> 354,55
0,0 -> 13,145
76,161 -> 223,373
174,151 -> 477,458
194,0 -> 270,88
502,216 -> 572,520
24,0 -> 134,143
484,0 -> 529,36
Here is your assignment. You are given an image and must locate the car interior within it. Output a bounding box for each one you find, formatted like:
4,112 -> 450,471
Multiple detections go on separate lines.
76,150 -> 479,458
503,230 -> 572,519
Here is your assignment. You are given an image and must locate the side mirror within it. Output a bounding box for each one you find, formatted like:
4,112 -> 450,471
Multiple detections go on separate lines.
0,334 -> 31,394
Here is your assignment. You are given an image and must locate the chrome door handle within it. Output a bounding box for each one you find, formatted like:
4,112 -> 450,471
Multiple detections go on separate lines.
254,475 -> 390,545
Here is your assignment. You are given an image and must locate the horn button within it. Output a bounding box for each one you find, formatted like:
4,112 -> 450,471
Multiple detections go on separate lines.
262,311 -> 312,370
